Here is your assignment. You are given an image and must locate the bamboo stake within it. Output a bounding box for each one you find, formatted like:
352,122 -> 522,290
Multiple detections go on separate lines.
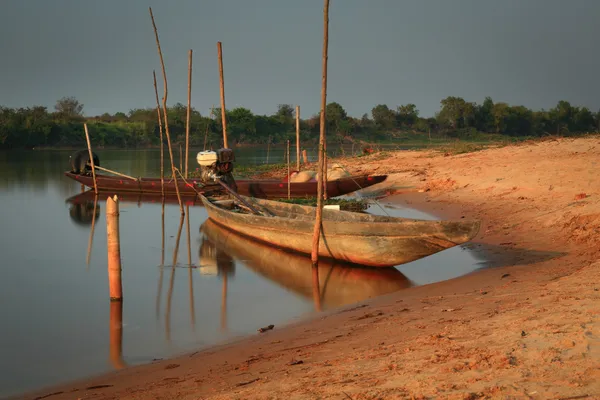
296,105 -> 301,171
185,49 -> 192,178
266,137 -> 271,164
149,7 -> 184,215
287,139 -> 291,199
302,149 -> 308,164
179,144 -> 183,172
106,195 -> 122,301
311,0 -> 330,268
323,148 -> 328,200
153,70 -> 165,197
83,123 -> 98,194
217,42 -> 228,148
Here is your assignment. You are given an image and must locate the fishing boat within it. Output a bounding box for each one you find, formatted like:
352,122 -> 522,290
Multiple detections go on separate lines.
200,194 -> 481,268
63,171 -> 387,199
200,218 -> 413,309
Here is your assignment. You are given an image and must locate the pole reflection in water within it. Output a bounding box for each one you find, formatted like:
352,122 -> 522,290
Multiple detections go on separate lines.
197,227 -> 235,333
165,214 -> 185,343
186,204 -> 196,332
109,300 -> 126,369
199,219 -> 413,311
156,199 -> 166,321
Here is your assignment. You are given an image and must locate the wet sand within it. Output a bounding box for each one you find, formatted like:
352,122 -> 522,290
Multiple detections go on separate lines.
19,136 -> 600,399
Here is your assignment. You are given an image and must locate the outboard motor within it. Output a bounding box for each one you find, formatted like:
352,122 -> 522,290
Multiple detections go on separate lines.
196,148 -> 237,192
69,149 -> 100,175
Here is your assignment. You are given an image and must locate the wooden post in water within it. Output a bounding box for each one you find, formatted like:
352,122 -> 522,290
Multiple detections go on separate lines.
106,195 -> 122,301
152,70 -> 165,197
311,0 -> 330,268
149,7 -> 184,215
296,105 -> 301,171
287,139 -> 291,199
302,149 -> 308,164
83,123 -> 98,194
217,42 -> 229,148
185,49 -> 192,178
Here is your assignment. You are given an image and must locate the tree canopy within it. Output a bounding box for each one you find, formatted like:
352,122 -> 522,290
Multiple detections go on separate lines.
1,95 -> 598,149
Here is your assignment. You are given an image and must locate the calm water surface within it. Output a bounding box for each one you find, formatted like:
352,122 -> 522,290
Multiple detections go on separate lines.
0,148 -> 481,398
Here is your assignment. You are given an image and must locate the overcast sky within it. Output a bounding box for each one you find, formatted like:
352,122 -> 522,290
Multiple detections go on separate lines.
1,0 -> 599,118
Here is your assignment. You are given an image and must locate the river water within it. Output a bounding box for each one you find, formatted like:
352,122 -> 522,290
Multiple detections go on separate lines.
0,147 -> 481,398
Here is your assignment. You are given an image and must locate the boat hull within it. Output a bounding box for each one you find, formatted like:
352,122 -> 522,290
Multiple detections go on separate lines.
201,194 -> 481,268
63,172 -> 387,199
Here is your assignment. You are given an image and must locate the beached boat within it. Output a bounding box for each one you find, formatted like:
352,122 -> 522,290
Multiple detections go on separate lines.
200,218 -> 413,309
200,194 -> 481,268
63,171 -> 387,199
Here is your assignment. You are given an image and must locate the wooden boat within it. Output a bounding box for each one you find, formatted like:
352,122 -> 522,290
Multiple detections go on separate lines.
200,194 -> 481,268
200,219 -> 413,309
63,171 -> 387,199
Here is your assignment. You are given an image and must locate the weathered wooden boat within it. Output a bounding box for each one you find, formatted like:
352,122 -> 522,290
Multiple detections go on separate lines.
63,171 -> 387,199
200,218 -> 413,309
200,194 -> 481,268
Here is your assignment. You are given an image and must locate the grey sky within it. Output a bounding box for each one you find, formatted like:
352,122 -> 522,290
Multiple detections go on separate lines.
1,0 -> 599,119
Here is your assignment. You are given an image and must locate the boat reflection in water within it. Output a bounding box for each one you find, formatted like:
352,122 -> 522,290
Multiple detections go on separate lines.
199,219 -> 413,311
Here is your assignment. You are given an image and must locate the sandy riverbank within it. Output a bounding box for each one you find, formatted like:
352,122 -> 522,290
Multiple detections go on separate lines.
21,136 -> 600,400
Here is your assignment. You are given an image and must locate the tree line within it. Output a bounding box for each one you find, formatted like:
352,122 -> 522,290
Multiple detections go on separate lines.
1,95 -> 599,149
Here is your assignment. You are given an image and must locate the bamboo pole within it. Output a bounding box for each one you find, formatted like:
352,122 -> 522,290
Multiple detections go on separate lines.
153,70 -> 165,197
323,148 -> 328,200
83,123 -> 98,194
287,139 -> 291,199
311,0 -> 330,268
302,149 -> 308,164
179,144 -> 183,172
106,195 -> 123,301
149,7 -> 184,215
296,105 -> 300,171
217,42 -> 228,148
266,137 -> 271,164
93,165 -> 137,181
185,49 -> 192,178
